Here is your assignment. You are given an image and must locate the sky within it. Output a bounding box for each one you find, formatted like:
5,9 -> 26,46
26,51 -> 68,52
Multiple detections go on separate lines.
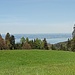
0,0 -> 75,34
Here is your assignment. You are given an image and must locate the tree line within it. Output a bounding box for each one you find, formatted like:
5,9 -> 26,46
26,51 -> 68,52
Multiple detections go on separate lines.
1,33 -> 75,51
51,37 -> 75,52
0,33 -> 49,50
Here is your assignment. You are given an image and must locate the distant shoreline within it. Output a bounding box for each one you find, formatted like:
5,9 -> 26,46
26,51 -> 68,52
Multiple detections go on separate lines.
1,33 -> 71,44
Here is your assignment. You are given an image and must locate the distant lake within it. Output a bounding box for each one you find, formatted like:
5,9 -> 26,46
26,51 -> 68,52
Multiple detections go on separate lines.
2,33 -> 72,44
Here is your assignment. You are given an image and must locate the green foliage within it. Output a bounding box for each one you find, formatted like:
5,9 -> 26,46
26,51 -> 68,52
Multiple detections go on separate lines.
15,43 -> 21,49
51,44 -> 56,50
20,37 -> 49,50
29,40 -> 34,49
1,33 -> 75,51
0,33 -> 49,50
43,38 -> 49,50
71,38 -> 75,51
67,38 -> 71,51
0,50 -> 75,75
40,41 -> 44,49
33,38 -> 42,49
25,37 -> 29,43
54,38 -> 72,51
20,37 -> 25,45
10,35 -> 15,49
60,44 -> 63,50
5,33 -> 15,50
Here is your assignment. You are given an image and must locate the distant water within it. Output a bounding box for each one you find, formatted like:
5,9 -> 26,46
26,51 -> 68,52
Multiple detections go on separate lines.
2,33 -> 72,44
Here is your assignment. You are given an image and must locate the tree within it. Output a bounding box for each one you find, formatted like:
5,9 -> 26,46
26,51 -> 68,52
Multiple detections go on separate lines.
5,33 -> 11,49
34,38 -> 42,49
51,44 -> 56,50
59,44 -> 63,50
43,38 -> 49,50
5,33 -> 10,40
20,37 -> 25,45
40,41 -> 44,49
0,34 -> 6,50
29,40 -> 34,49
22,42 -> 31,49
10,35 -> 15,49
71,38 -> 75,51
59,44 -> 66,50
32,38 -> 42,49
26,37 -> 29,43
67,38 -> 71,51
15,43 -> 21,49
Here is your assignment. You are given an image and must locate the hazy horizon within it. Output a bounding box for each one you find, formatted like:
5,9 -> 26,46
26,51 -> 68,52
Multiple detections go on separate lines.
0,31 -> 73,34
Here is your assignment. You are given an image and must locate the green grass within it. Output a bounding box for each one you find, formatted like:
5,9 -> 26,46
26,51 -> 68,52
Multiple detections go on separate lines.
0,50 -> 75,75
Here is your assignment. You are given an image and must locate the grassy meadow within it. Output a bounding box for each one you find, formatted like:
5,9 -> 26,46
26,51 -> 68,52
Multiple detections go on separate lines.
0,50 -> 75,75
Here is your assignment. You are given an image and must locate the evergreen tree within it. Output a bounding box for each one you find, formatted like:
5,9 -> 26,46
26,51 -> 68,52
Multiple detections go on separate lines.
43,38 -> 49,50
5,33 -> 11,49
60,44 -> 63,50
40,41 -> 44,49
5,33 -> 10,40
67,38 -> 71,51
26,37 -> 29,43
51,44 -> 56,50
33,38 -> 42,49
71,38 -> 75,51
10,35 -> 15,49
20,37 -> 25,45
29,40 -> 34,49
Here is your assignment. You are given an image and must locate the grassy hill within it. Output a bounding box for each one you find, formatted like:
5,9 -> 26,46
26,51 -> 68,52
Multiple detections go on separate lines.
0,50 -> 75,75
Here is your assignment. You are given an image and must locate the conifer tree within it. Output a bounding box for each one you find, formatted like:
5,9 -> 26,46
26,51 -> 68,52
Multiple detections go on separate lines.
71,38 -> 75,51
67,38 -> 71,51
10,35 -> 15,49
5,33 -> 11,49
43,38 -> 49,50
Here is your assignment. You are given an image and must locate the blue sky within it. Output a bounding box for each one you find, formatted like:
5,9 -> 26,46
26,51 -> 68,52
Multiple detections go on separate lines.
0,0 -> 75,34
